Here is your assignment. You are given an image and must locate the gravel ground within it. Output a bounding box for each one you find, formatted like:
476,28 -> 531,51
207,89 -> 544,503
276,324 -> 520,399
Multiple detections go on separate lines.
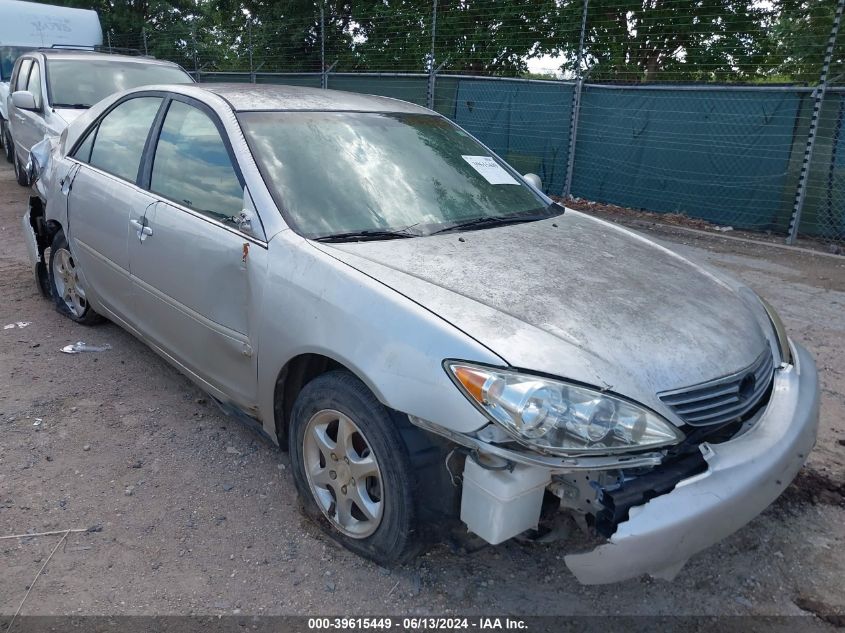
1,163 -> 844,621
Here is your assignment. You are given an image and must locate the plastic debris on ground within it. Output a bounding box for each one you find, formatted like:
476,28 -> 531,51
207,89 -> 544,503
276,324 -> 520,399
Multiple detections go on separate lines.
4,322 -> 31,330
60,341 -> 112,354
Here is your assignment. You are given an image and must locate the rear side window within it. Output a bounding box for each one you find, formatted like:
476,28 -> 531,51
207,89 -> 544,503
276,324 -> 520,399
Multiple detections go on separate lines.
150,100 -> 243,222
85,97 -> 162,183
26,62 -> 42,110
15,58 -> 32,91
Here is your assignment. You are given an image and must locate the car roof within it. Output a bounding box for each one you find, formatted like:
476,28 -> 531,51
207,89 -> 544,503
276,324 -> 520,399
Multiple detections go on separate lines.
196,83 -> 432,114
32,49 -> 182,67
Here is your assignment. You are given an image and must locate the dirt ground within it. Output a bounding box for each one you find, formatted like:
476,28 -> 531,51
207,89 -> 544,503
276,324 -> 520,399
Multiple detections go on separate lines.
1,162 -> 844,621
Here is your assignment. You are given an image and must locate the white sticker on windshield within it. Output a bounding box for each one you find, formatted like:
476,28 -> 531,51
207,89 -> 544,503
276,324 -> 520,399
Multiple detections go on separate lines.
462,155 -> 520,185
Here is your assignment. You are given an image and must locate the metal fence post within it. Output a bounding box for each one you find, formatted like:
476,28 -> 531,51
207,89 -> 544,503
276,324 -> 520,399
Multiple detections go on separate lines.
106,31 -> 112,50
787,0 -> 845,244
320,3 -> 327,89
426,0 -> 438,109
248,20 -> 255,83
191,26 -> 200,81
563,0 -> 589,198
142,29 -> 148,56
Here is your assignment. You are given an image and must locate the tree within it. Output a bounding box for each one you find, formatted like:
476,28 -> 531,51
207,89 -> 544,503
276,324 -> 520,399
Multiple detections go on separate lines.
340,0 -> 558,75
548,0 -> 777,82
29,0 -> 833,83
772,0 -> 842,85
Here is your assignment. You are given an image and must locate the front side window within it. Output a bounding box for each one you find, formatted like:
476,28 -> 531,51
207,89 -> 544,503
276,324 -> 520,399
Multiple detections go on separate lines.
47,59 -> 193,109
15,58 -> 32,91
239,112 -> 552,239
26,62 -> 43,110
85,97 -> 162,182
150,100 -> 243,222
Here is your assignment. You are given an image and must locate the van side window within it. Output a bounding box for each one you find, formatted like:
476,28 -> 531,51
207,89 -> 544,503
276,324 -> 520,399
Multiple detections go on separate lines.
15,59 -> 32,91
85,97 -> 162,182
25,62 -> 43,110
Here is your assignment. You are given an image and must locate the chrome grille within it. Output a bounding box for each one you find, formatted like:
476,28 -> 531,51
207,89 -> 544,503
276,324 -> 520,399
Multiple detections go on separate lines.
658,351 -> 774,427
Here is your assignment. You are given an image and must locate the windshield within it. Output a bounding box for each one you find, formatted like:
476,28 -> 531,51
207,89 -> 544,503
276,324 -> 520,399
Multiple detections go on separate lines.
46,59 -> 193,107
239,112 -> 554,239
0,47 -> 34,81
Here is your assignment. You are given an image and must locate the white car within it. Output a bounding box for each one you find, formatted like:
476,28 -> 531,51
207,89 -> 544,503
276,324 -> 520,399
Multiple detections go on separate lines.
0,0 -> 103,162
7,48 -> 193,186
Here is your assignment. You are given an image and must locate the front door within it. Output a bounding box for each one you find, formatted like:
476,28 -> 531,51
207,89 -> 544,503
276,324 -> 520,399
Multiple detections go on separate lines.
11,59 -> 44,162
128,97 -> 264,408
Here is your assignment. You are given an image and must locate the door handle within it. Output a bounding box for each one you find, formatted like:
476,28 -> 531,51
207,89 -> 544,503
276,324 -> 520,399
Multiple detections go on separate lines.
130,218 -> 153,240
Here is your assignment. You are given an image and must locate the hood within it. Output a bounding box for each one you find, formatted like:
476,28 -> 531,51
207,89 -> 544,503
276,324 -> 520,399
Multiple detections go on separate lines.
313,210 -> 770,421
53,108 -> 87,125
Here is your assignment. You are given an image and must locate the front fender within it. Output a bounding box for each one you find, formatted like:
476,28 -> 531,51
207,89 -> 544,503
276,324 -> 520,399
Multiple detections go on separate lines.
256,231 -> 504,442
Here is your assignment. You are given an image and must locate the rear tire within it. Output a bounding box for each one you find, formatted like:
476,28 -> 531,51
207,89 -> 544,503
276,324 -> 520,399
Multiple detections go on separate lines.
1,121 -> 12,163
48,230 -> 103,325
289,371 -> 420,565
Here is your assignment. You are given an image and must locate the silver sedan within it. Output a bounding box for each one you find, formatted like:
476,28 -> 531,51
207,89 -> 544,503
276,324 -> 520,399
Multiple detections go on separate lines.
22,83 -> 819,584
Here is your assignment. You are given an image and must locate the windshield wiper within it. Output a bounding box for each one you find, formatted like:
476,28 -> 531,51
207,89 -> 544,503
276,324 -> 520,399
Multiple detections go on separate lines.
312,229 -> 417,243
430,211 -> 555,235
52,103 -> 90,109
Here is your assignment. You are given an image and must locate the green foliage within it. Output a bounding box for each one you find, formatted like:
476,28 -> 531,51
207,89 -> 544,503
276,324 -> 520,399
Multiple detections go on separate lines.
24,0 -> 845,82
547,0 -> 778,82
772,0 -> 840,85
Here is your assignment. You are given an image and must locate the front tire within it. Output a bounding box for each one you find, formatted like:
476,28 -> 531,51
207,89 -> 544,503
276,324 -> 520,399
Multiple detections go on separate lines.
48,230 -> 103,325
289,371 -> 420,565
13,149 -> 29,186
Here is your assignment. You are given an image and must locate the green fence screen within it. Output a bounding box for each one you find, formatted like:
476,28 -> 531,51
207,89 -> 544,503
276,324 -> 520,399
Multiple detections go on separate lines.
197,72 -> 845,240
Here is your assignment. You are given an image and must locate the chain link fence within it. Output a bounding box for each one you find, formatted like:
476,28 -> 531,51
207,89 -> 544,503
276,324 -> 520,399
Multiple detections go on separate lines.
100,0 -> 845,249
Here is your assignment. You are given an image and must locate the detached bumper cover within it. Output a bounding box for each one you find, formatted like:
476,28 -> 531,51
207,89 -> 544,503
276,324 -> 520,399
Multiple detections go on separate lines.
22,206 -> 41,271
565,340 -> 819,584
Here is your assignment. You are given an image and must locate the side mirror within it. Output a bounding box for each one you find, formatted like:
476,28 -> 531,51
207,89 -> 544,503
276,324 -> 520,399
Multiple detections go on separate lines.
523,173 -> 542,191
12,90 -> 38,111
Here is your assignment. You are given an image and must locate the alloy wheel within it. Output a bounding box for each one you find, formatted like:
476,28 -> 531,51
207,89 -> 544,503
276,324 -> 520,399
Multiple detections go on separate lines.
302,409 -> 384,538
51,247 -> 88,317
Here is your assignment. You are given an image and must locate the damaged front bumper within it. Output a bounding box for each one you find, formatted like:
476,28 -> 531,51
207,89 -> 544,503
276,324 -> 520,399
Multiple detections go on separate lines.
565,340 -> 818,584
412,340 -> 819,584
22,200 -> 51,297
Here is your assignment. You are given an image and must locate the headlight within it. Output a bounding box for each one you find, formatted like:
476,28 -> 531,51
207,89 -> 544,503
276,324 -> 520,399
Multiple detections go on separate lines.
445,362 -> 684,455
758,297 -> 792,365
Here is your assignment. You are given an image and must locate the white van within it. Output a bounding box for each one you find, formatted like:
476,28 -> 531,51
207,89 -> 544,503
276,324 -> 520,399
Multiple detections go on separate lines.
0,0 -> 101,159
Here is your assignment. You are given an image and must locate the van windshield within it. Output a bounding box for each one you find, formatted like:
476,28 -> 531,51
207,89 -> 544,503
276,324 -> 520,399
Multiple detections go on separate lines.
46,59 -> 193,107
240,111 -> 556,240
1,47 -> 34,80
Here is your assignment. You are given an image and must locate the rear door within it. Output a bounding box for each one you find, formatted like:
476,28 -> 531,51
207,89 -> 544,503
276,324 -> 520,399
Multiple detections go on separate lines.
129,96 -> 265,408
65,95 -> 163,320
